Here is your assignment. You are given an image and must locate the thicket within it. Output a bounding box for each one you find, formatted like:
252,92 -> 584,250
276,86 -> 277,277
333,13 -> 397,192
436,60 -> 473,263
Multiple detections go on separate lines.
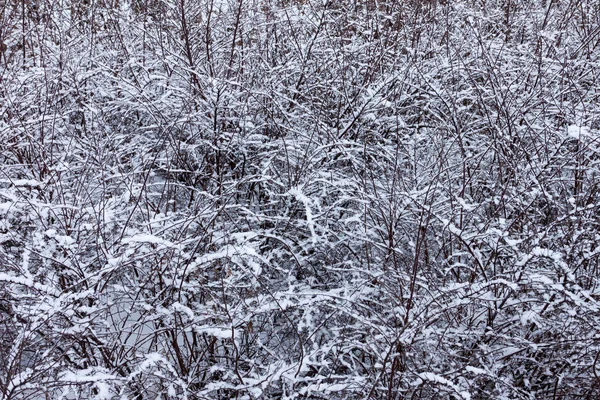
1,0 -> 600,398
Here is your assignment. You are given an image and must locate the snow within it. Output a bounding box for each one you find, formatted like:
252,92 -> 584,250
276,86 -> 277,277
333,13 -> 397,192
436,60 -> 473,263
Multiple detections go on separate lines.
0,179 -> 43,188
465,366 -> 487,375
0,272 -> 61,296
567,125 -> 590,139
1,2 -> 599,399
194,326 -> 236,339
61,368 -> 118,383
122,233 -> 182,249
288,187 -> 318,244
418,373 -> 471,400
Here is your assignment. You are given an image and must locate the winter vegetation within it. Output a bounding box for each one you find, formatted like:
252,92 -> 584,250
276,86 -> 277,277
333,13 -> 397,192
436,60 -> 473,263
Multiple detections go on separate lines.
1,0 -> 600,398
